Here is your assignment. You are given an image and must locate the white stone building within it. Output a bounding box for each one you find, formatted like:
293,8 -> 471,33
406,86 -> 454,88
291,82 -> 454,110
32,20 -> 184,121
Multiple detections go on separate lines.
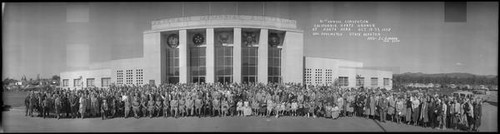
60,15 -> 392,90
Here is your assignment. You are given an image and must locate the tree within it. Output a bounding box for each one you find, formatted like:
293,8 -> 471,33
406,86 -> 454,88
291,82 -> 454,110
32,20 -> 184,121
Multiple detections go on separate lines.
3,78 -> 18,86
51,75 -> 60,81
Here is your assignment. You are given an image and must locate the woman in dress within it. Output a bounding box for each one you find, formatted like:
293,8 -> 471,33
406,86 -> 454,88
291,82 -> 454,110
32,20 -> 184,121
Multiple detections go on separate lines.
243,98 -> 251,116
420,96 -> 429,127
237,99 -> 244,116
388,94 -> 396,122
291,100 -> 298,116
221,97 -> 228,117
396,97 -> 405,124
79,93 -> 86,119
405,95 -> 412,124
251,98 -> 260,116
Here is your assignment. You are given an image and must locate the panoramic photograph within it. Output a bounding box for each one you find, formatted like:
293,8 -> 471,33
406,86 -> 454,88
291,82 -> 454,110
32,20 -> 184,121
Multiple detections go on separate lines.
2,2 -> 498,132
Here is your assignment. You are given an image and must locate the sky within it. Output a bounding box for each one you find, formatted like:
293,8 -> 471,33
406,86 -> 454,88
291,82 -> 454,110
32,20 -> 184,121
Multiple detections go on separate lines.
2,2 -> 498,79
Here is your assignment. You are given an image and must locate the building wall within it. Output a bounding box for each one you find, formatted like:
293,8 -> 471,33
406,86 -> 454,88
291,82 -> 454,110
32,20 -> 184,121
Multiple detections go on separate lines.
282,31 -> 304,84
304,57 -> 393,90
142,32 -> 163,85
60,69 -> 111,90
109,58 -> 144,86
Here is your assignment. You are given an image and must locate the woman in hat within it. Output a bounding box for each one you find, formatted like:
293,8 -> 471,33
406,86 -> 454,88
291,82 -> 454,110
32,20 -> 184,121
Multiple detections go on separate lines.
291,99 -> 298,116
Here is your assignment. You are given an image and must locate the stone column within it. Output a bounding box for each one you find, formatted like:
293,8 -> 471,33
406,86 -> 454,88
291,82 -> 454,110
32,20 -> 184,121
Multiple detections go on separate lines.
179,30 -> 188,83
258,29 -> 268,84
232,28 -> 242,83
206,28 -> 215,83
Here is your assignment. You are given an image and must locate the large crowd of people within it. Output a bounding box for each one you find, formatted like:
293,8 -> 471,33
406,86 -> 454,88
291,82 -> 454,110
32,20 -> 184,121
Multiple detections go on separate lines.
24,83 -> 483,131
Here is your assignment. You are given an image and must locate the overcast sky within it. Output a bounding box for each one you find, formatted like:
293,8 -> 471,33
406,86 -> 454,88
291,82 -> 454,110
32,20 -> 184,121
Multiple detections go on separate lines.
2,2 -> 498,79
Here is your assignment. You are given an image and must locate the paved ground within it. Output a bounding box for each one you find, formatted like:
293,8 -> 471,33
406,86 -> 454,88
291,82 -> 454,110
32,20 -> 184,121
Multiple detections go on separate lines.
2,90 -> 497,132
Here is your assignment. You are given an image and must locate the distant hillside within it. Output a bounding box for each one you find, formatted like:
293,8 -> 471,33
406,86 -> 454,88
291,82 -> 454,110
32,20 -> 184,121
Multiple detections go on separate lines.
393,72 -> 497,85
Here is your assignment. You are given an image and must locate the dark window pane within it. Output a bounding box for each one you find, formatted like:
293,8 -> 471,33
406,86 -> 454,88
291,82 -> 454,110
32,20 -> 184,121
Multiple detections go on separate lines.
174,68 -> 179,76
242,67 -> 249,75
242,57 -> 249,65
200,67 -> 206,75
249,58 -> 256,66
200,48 -> 206,56
216,57 -> 224,66
216,67 -> 224,75
249,67 -> 256,75
226,67 -> 232,75
200,58 -> 206,66
193,77 -> 198,83
200,77 -> 205,83
191,58 -> 198,66
225,57 -> 232,66
242,48 -> 248,57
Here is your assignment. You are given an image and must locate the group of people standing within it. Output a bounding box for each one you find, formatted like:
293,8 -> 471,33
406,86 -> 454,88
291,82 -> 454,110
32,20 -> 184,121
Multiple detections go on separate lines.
24,83 -> 483,132
351,90 -> 483,132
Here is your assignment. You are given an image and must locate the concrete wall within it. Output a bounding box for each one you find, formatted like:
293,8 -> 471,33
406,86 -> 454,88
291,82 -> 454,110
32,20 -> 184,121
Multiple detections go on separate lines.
282,31 -> 304,84
60,69 -> 111,90
340,67 -> 393,90
109,58 -> 144,86
305,57 -> 392,90
142,32 -> 162,85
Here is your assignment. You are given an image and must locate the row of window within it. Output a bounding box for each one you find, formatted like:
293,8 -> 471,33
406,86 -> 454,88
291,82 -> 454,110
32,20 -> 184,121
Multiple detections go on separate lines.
303,68 -> 390,86
62,78 -> 111,87
117,69 -> 144,86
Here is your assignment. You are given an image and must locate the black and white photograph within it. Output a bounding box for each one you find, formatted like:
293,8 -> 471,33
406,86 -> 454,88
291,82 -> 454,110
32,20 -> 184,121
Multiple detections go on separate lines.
1,1 -> 498,132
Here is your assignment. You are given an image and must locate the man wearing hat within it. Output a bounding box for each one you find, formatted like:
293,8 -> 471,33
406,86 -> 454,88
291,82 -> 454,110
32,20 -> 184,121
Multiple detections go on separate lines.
101,99 -> 109,120
55,94 -> 62,119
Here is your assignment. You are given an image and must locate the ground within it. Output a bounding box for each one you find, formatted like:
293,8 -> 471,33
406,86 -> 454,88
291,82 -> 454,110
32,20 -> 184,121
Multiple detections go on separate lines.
2,90 -> 497,132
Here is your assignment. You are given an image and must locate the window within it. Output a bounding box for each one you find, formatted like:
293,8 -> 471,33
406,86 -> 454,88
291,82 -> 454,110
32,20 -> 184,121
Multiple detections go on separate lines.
86,78 -> 95,87
116,70 -> 123,85
242,47 -> 258,83
167,48 -> 180,84
101,78 -> 111,87
315,69 -> 323,85
325,69 -> 333,85
74,79 -> 81,87
304,68 -> 312,85
62,79 -> 69,87
136,69 -> 143,85
215,46 -> 233,84
126,70 -> 133,85
268,47 -> 282,83
339,76 -> 348,86
384,78 -> 390,86
190,47 -> 206,83
356,77 -> 365,87
371,77 -> 378,86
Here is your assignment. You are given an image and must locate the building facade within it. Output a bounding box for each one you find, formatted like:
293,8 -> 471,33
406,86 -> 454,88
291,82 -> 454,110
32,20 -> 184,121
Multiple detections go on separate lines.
60,15 -> 392,90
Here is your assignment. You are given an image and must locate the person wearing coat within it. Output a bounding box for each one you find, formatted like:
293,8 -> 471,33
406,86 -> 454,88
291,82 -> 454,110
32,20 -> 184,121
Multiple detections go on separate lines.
420,96 -> 429,127
364,94 -> 370,118
388,94 -> 396,122
473,98 -> 482,132
405,95 -> 412,124
396,97 -> 405,124
369,94 -> 377,119
378,94 -> 388,122
411,95 -> 421,126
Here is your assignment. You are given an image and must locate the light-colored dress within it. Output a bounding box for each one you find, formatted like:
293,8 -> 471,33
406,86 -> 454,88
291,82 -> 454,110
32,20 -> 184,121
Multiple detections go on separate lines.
243,101 -> 251,116
332,106 -> 340,119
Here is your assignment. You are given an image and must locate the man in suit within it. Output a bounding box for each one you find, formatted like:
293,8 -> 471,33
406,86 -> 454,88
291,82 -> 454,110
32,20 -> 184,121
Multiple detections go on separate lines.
379,94 -> 388,122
